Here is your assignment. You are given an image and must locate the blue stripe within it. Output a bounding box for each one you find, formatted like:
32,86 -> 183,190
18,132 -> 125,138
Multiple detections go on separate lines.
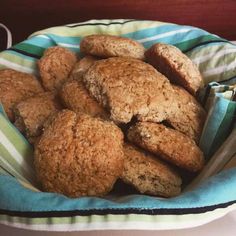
25,36 -> 56,48
39,26 -> 213,51
1,168 -> 236,211
42,34 -> 82,44
123,24 -> 192,40
199,96 -> 231,158
38,25 -> 200,45
142,29 -> 212,49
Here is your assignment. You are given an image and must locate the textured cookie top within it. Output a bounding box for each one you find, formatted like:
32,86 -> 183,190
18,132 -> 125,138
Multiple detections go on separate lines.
34,110 -> 124,197
14,92 -> 61,139
145,43 -> 203,95
128,122 -> 204,172
70,55 -> 99,80
38,46 -> 77,91
167,85 -> 206,143
60,79 -> 108,119
0,69 -> 44,121
80,34 -> 145,60
122,143 -> 182,197
83,57 -> 174,123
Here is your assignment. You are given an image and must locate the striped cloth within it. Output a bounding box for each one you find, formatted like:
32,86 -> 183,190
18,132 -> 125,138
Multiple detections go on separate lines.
0,19 -> 236,231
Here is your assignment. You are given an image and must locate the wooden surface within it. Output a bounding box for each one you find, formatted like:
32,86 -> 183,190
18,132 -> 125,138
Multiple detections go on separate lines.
1,0 -> 236,50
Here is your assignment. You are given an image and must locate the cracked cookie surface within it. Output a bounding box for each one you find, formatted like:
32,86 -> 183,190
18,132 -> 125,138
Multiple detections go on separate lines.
122,143 -> 182,197
38,46 -> 77,91
167,85 -> 206,143
80,34 -> 145,60
83,57 -> 175,124
145,43 -> 203,95
34,110 -> 124,197
14,92 -> 61,142
60,79 -> 108,119
128,122 -> 204,172
0,69 -> 44,121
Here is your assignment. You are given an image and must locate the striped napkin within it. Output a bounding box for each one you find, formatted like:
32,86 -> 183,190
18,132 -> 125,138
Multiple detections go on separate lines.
0,19 -> 236,231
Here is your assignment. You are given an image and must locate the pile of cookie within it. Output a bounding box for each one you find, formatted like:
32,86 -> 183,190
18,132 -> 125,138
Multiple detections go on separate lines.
0,34 -> 206,198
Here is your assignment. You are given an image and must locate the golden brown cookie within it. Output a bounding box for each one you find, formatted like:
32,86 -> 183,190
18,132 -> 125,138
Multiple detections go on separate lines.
14,92 -> 61,142
70,55 -> 99,80
127,122 -> 204,172
167,85 -> 206,143
145,43 -> 203,95
122,143 -> 182,197
34,110 -> 124,197
80,35 -> 145,60
83,57 -> 174,124
38,46 -> 77,91
60,79 -> 108,119
0,69 -> 44,121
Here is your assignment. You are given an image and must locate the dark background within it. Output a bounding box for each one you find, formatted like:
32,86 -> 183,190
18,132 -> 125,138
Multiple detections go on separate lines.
1,0 -> 236,50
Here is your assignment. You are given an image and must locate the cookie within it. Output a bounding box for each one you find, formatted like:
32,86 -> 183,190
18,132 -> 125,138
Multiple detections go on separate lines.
128,122 -> 204,172
122,143 -> 182,197
38,46 -> 77,91
34,110 -> 124,197
145,43 -> 203,95
83,57 -> 174,124
167,85 -> 206,143
80,35 -> 145,60
70,55 -> 99,80
14,92 -> 61,142
60,79 -> 108,119
0,69 -> 44,121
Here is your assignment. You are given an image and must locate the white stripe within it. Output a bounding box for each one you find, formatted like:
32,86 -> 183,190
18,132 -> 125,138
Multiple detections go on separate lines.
0,130 -> 35,179
1,204 -> 236,231
193,48 -> 236,65
0,58 -> 34,74
202,59 -> 236,77
57,43 -> 80,48
36,35 -> 51,39
137,28 -> 192,43
0,155 -> 31,184
35,36 -> 80,48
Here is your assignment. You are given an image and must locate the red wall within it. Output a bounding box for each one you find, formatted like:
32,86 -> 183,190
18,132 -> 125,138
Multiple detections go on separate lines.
1,0 -> 236,49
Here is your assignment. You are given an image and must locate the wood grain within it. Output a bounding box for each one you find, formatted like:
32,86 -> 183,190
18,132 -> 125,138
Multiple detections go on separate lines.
0,0 -> 236,50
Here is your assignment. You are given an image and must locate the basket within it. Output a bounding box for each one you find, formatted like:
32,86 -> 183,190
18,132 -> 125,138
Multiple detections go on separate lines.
0,19 -> 236,231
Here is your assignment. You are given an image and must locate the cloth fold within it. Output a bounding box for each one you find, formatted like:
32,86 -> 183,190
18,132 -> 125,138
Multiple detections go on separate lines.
0,19 -> 236,231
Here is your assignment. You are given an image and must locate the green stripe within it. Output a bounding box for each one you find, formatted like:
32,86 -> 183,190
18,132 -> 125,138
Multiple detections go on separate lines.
0,51 -> 37,72
0,167 -> 11,176
13,43 -> 46,56
30,20 -> 168,38
0,115 -> 34,165
0,157 -> 26,181
0,213 -> 212,225
200,52 -> 236,71
0,143 -> 34,181
204,68 -> 236,84
175,35 -> 227,52
210,102 -> 236,157
0,144 -> 21,171
0,206 -> 233,227
186,44 -> 235,60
